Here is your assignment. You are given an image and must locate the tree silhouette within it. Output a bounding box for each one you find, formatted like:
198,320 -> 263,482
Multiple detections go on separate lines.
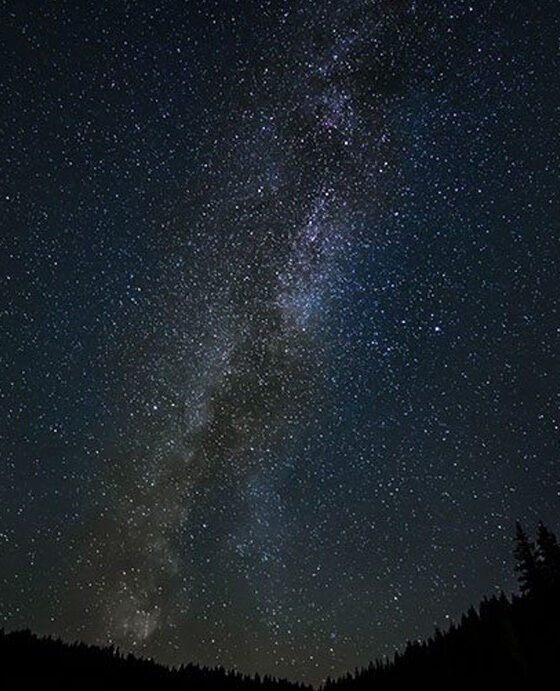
536,520 -> 560,589
513,521 -> 540,595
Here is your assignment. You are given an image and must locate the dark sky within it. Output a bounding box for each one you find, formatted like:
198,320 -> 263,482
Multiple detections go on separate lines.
1,0 -> 559,684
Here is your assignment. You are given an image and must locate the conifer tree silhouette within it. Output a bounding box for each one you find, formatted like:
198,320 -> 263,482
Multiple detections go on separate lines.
536,521 -> 560,589
513,521 -> 540,594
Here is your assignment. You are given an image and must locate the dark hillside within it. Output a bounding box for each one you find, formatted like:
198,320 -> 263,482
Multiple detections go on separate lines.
324,522 -> 560,689
2,523 -> 559,687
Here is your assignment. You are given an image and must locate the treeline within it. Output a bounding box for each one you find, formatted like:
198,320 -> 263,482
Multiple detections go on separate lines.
0,628 -> 309,688
324,521 -> 560,689
2,522 -> 559,685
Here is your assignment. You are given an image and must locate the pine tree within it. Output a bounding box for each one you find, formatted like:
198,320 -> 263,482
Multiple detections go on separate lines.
536,521 -> 560,589
513,521 -> 540,595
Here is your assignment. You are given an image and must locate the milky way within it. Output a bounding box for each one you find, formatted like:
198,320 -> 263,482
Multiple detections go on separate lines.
2,0 -> 560,684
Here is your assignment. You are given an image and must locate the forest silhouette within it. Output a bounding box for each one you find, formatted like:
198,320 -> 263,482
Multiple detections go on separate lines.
2,522 -> 559,685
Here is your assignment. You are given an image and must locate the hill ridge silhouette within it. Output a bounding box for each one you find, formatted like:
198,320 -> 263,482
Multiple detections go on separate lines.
2,522 -> 559,686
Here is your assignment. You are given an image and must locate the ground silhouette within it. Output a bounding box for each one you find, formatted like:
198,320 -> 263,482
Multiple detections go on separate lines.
2,522 -> 559,686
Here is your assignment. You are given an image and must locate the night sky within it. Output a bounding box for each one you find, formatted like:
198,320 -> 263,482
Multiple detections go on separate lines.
1,0 -> 560,684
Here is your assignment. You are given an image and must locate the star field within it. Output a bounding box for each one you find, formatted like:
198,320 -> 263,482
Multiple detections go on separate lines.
1,0 -> 560,685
